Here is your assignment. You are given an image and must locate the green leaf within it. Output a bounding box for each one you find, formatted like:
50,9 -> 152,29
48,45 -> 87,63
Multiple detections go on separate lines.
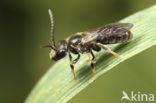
25,5 -> 156,103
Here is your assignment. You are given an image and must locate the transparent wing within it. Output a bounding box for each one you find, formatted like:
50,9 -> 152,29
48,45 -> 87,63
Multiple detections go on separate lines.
104,22 -> 133,30
96,23 -> 133,35
82,23 -> 133,43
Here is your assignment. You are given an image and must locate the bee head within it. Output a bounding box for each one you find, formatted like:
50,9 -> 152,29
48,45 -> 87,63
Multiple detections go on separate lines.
41,40 -> 67,61
50,40 -> 67,61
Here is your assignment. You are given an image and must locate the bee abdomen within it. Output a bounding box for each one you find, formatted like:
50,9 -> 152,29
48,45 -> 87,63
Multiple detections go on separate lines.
97,31 -> 133,44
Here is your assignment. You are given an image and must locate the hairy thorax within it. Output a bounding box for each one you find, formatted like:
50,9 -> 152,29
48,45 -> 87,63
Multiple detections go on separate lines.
68,33 -> 91,54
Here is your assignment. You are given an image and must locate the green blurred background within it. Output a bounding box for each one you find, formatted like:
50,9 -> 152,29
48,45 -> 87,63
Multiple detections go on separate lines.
0,0 -> 156,103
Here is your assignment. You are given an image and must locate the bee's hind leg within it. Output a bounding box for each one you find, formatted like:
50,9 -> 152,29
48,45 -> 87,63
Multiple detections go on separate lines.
96,43 -> 124,62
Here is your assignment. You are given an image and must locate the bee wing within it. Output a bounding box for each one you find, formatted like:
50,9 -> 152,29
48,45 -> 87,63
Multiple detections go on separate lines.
105,23 -> 133,30
95,23 -> 133,38
82,23 -> 133,43
96,23 -> 133,35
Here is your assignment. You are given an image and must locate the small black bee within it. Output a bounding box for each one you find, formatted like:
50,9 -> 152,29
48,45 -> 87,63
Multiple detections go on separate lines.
41,9 -> 133,82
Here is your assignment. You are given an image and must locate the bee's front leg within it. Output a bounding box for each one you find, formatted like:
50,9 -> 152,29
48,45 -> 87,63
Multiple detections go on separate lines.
90,51 -> 96,82
72,54 -> 80,64
69,53 -> 76,79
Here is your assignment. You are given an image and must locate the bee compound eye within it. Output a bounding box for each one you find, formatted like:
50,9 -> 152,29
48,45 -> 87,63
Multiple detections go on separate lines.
51,51 -> 66,61
57,51 -> 66,59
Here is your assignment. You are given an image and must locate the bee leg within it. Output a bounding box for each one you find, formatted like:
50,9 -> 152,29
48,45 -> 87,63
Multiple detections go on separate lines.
96,43 -> 124,61
87,54 -> 91,62
72,54 -> 80,64
90,51 -> 96,82
69,53 -> 76,79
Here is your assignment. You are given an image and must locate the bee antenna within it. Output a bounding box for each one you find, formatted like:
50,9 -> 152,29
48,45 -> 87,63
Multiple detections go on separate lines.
48,9 -> 56,47
40,45 -> 56,51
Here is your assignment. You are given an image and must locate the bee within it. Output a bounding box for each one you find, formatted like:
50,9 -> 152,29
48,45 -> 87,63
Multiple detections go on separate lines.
41,9 -> 133,82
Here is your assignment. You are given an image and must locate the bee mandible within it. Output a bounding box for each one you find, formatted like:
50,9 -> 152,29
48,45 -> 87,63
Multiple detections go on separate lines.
41,9 -> 133,82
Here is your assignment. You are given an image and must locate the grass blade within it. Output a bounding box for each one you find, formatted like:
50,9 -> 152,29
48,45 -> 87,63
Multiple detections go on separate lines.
25,5 -> 156,103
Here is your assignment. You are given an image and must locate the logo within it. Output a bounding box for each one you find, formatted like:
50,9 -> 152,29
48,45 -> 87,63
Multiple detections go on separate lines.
121,91 -> 155,102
